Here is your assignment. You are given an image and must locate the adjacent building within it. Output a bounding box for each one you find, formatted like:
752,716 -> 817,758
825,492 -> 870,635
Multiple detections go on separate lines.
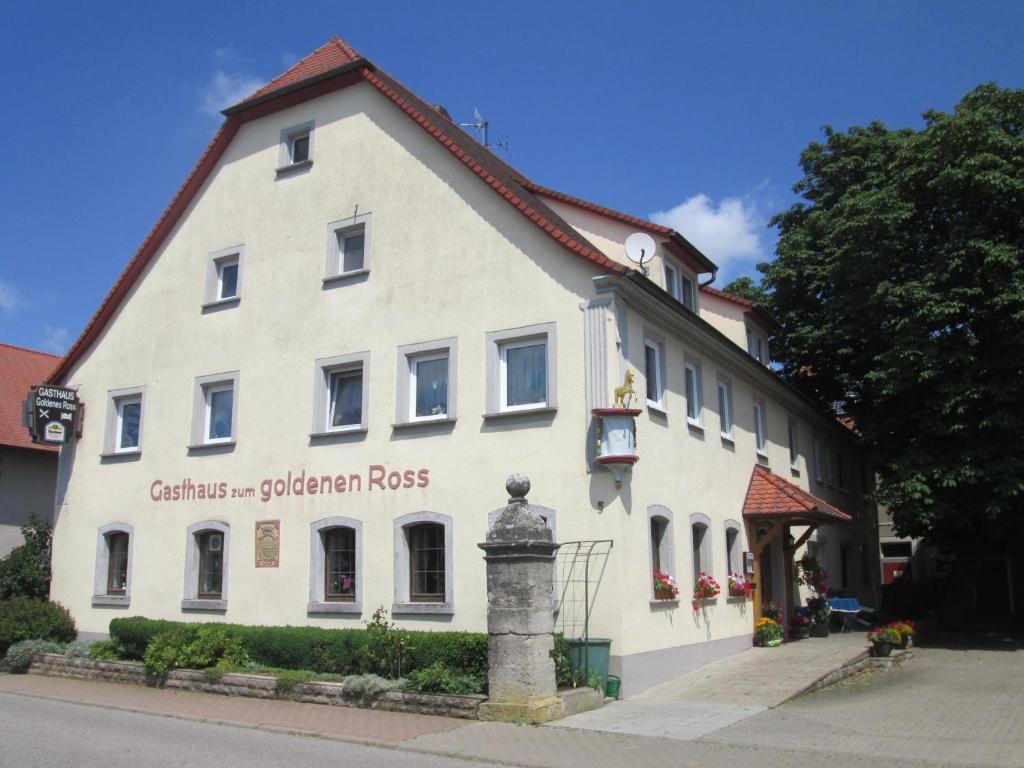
0,342 -> 60,556
47,37 -> 879,696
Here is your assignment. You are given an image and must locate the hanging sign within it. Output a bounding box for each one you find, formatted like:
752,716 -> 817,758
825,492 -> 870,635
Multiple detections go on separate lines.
27,386 -> 81,445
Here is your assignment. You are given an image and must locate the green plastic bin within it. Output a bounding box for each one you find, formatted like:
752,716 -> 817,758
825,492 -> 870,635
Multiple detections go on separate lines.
605,674 -> 621,699
566,637 -> 612,691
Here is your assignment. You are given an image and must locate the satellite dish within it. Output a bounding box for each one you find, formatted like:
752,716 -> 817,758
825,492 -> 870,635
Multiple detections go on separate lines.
624,232 -> 657,269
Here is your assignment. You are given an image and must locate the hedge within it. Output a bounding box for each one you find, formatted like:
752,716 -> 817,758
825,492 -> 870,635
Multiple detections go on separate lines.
109,617 -> 487,678
0,599 -> 76,655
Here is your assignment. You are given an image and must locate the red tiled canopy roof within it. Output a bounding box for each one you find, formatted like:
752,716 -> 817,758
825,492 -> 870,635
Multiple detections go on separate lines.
743,465 -> 851,524
0,342 -> 60,452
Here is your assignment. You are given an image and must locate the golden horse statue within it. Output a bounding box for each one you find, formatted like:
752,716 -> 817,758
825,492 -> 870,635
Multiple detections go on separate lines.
613,370 -> 637,409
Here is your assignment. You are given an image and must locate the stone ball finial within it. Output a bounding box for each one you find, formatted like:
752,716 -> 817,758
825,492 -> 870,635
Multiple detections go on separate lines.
506,473 -> 530,500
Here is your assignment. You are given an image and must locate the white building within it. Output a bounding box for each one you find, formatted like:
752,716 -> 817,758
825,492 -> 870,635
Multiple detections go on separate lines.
47,37 -> 878,696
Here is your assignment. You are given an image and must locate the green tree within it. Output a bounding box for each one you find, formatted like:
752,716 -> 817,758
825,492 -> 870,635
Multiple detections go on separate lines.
762,84 -> 1024,560
721,275 -> 769,305
0,514 -> 53,600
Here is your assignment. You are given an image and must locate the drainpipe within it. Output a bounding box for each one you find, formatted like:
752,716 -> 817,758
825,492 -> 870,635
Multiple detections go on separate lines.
700,269 -> 718,287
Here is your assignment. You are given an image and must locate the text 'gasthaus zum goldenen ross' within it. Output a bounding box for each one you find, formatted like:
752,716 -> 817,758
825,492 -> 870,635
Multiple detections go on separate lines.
150,466 -> 430,504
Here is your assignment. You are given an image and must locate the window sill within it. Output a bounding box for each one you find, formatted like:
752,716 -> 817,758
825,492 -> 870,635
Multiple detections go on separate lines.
694,597 -> 719,607
482,406 -> 557,420
322,268 -> 370,285
687,420 -> 705,432
790,466 -> 801,478
726,595 -> 748,604
756,452 -> 770,465
181,598 -> 227,611
391,417 -> 457,430
309,427 -> 367,439
720,433 -> 735,445
275,158 -> 313,176
100,450 -> 141,462
92,594 -> 130,607
307,601 -> 362,615
646,402 -> 667,417
392,601 -> 454,616
201,296 -> 240,311
649,598 -> 679,608
187,441 -> 236,453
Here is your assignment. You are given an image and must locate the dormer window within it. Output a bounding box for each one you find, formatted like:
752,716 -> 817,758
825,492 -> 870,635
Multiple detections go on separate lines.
664,258 -> 696,311
277,120 -> 314,174
746,327 -> 769,365
681,276 -> 696,311
664,263 -> 680,301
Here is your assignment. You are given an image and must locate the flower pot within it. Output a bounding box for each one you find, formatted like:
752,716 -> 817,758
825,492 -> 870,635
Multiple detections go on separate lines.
790,626 -> 810,640
809,622 -> 830,638
764,638 -> 782,647
654,587 -> 676,600
872,641 -> 893,657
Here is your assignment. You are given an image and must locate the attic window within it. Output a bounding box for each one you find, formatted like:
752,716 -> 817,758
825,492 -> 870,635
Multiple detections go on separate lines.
278,121 -> 315,173
290,132 -> 310,164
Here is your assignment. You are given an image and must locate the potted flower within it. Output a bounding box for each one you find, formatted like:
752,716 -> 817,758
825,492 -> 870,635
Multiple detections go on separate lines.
692,571 -> 721,611
890,620 -> 915,649
789,612 -> 811,640
806,596 -> 831,637
797,553 -> 831,637
754,617 -> 784,647
867,625 -> 902,657
727,572 -> 751,599
653,570 -> 679,600
762,600 -> 783,623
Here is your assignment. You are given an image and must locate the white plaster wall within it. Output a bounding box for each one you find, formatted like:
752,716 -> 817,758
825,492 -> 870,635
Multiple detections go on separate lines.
697,291 -> 750,351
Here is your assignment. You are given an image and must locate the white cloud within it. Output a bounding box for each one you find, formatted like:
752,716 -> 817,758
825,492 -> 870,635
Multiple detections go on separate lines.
41,325 -> 71,355
649,189 -> 769,271
199,70 -> 263,115
0,279 -> 25,315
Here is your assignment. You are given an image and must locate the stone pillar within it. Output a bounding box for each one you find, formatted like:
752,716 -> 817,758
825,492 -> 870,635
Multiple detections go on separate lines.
477,474 -> 565,724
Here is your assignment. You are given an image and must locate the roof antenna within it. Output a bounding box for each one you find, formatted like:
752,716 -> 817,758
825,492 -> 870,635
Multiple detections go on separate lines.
460,108 -> 510,153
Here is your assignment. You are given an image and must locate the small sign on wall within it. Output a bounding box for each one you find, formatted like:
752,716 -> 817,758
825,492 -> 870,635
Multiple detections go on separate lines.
744,551 -> 755,574
255,520 -> 280,568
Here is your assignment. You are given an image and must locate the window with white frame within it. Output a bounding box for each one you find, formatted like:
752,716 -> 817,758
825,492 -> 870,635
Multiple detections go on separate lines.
788,418 -> 799,470
203,245 -> 244,307
718,378 -> 733,439
190,372 -> 239,447
324,213 -> 371,281
92,523 -> 133,606
812,438 -> 824,483
685,360 -> 703,426
644,339 -> 665,410
681,276 -> 696,311
754,398 -> 768,457
746,327 -> 769,365
104,386 -> 145,455
392,512 -> 454,614
664,262 -> 680,300
485,323 -> 557,415
312,352 -> 369,435
396,338 -> 457,425
279,120 -> 314,169
183,521 -> 229,610
308,517 -> 362,613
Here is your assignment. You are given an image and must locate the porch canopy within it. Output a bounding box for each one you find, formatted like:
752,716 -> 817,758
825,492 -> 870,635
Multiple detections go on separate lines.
742,466 -> 852,620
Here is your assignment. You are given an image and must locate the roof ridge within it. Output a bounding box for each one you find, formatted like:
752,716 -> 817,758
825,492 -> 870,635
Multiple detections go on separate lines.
0,341 -> 61,359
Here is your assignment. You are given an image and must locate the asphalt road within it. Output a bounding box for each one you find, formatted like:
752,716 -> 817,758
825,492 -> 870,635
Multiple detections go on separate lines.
0,693 -> 492,768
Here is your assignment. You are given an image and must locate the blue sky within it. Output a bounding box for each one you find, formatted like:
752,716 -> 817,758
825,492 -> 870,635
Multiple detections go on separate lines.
1,1 -> 1021,355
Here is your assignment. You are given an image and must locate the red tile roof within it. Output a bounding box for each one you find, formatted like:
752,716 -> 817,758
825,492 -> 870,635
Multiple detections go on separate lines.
50,36 -> 634,385
0,343 -> 60,452
742,465 -> 851,524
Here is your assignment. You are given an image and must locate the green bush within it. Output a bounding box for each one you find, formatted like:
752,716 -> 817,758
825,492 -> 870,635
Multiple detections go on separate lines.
64,640 -> 92,658
405,664 -> 484,695
0,599 -> 76,655
88,640 -> 124,661
342,673 -> 405,705
0,515 -> 53,600
4,639 -> 63,673
109,614 -> 487,681
552,634 -> 582,689
142,625 -> 249,676
274,669 -> 315,694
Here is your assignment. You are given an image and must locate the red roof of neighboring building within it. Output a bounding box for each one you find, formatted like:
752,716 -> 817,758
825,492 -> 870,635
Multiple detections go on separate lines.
742,465 -> 851,524
50,35 -> 629,385
0,342 -> 60,452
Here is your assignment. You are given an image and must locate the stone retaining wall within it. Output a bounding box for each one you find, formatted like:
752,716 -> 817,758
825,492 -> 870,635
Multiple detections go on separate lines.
29,655 -> 485,719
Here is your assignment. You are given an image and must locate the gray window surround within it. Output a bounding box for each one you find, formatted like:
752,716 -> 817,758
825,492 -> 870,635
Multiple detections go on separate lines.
394,337 -> 458,426
484,322 -> 557,417
92,523 -> 134,606
724,519 -> 743,575
647,505 -> 676,602
311,351 -> 370,436
323,212 -> 372,283
392,511 -> 454,615
308,516 -> 363,614
684,355 -> 704,428
487,505 -> 556,540
690,512 -> 714,583
182,520 -> 229,611
189,371 -> 240,448
203,245 -> 244,309
642,329 -> 667,413
717,375 -> 734,441
102,386 -> 146,456
753,396 -> 768,459
278,120 -> 315,172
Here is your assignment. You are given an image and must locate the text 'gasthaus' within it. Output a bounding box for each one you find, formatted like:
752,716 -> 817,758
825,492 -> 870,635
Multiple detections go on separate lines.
149,465 -> 431,504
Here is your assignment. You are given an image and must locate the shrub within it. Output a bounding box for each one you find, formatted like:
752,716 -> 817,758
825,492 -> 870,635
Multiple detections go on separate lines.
274,669 -> 314,694
342,673 -> 404,705
109,617 -> 181,660
142,626 -> 249,676
64,640 -> 92,658
5,639 -> 63,673
0,599 -> 76,655
552,634 -> 584,689
362,608 -> 410,678
88,640 -> 124,661
405,664 -> 484,695
0,515 -> 53,600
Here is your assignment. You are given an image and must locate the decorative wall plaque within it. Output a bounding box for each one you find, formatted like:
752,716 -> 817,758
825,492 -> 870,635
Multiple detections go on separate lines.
255,520 -> 280,568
